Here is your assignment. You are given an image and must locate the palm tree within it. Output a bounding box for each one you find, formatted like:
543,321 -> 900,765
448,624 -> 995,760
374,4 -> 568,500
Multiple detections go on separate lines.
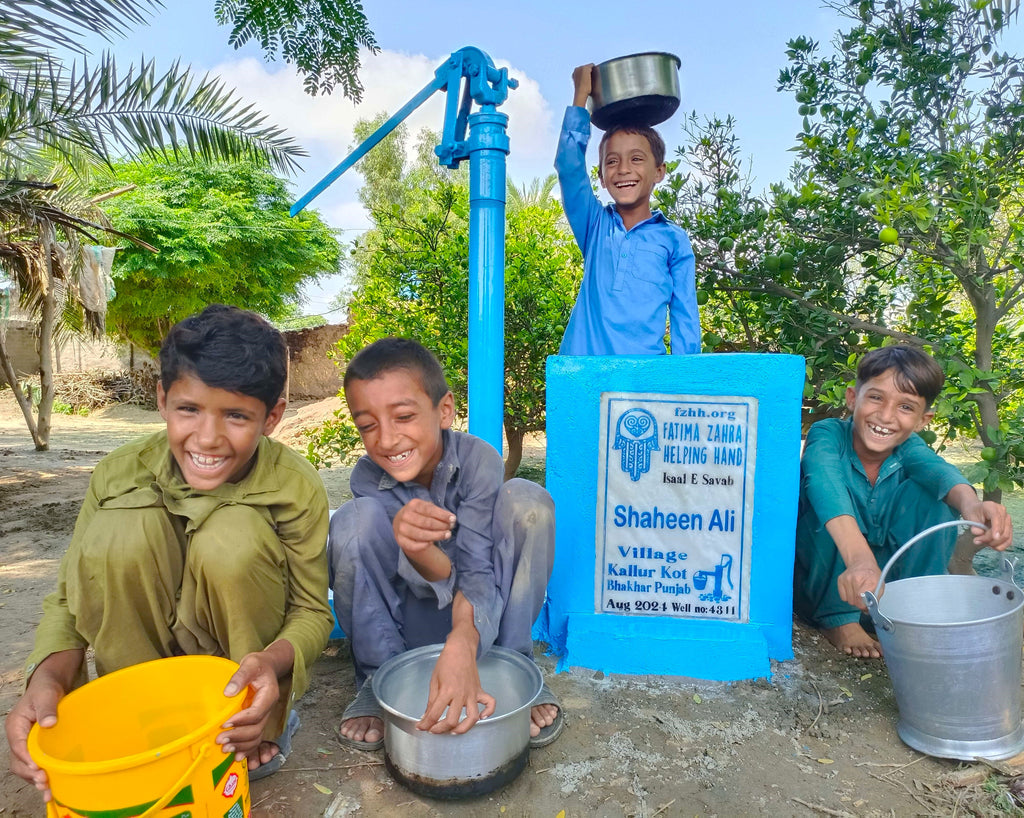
0,0 -> 307,449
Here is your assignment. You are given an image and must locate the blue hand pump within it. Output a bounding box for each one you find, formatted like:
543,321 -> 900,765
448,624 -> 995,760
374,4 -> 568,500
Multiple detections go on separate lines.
291,47 -> 518,452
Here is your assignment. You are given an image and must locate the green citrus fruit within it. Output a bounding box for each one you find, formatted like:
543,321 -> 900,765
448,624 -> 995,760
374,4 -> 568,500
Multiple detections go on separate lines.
779,252 -> 796,270
857,191 -> 874,208
879,227 -> 899,244
856,71 -> 871,86
919,429 -> 938,445
980,446 -> 999,461
764,255 -> 781,273
696,290 -> 710,306
718,236 -> 735,251
825,244 -> 844,260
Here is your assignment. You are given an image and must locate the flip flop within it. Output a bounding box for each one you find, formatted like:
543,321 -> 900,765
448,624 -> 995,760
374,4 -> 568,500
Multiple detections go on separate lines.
249,709 -> 300,782
530,682 -> 564,749
337,680 -> 385,752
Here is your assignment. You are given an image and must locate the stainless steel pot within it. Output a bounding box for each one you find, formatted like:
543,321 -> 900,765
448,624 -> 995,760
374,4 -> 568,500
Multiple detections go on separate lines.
590,52 -> 681,130
372,644 -> 543,799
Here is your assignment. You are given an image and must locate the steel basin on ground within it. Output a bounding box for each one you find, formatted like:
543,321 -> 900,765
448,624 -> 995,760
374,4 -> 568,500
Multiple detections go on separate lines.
372,644 -> 542,799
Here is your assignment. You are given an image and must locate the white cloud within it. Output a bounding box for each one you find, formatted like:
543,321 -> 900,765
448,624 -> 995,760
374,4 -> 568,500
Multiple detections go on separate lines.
211,48 -> 558,211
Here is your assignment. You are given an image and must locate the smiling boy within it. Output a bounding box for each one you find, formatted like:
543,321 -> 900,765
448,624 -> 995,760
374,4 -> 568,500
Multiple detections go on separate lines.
794,346 -> 1013,658
6,305 -> 333,803
327,338 -> 562,752
555,63 -> 700,356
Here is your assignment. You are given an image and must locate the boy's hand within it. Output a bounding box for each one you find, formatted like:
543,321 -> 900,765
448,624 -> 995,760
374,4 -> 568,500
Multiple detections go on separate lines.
838,557 -> 882,611
5,649 -> 83,802
5,678 -> 62,801
393,499 -> 455,556
416,636 -> 495,735
962,500 -> 1013,550
217,642 -> 293,762
572,64 -> 595,108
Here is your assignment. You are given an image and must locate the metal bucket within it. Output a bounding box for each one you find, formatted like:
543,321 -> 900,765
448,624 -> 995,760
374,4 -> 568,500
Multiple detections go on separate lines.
864,520 -> 1024,760
372,644 -> 542,799
589,52 -> 681,130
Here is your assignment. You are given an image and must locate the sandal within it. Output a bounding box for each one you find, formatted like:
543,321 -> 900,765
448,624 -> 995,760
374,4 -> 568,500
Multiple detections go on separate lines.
337,680 -> 385,751
530,682 -> 564,749
249,709 -> 300,782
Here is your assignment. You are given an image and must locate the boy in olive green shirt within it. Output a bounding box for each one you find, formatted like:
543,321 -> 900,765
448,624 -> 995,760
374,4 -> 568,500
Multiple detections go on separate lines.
6,305 -> 333,806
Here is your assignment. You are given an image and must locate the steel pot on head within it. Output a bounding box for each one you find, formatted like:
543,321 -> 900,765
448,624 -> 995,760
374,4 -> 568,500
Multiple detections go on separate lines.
589,52 -> 681,131
372,644 -> 542,799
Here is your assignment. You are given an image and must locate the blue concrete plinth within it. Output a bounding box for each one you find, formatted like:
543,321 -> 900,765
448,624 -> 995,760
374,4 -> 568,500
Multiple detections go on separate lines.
538,353 -> 805,680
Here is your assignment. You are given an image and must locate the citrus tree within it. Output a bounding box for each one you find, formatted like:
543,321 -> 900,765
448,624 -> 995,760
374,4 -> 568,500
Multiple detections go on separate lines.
661,0 -> 1024,499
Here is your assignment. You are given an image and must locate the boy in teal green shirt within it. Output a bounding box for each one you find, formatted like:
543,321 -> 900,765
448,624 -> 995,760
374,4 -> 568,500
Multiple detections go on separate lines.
794,346 -> 1012,658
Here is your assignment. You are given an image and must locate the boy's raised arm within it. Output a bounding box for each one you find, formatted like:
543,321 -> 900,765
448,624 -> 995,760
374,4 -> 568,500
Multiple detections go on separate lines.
572,63 -> 594,109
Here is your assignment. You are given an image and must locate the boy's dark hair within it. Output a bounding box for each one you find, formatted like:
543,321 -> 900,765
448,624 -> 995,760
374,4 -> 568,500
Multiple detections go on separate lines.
856,345 -> 945,407
159,304 -> 287,411
598,124 -> 667,172
343,337 -> 450,406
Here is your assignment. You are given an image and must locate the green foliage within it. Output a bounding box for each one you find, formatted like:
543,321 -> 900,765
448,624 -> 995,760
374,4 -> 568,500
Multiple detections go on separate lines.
214,0 -> 378,98
660,0 -> 1024,498
304,403 -> 363,469
96,158 -> 341,352
309,119 -> 581,472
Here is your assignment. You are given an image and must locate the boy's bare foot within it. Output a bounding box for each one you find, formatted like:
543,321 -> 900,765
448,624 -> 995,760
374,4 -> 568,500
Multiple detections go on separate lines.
530,703 -> 559,737
246,740 -> 281,771
823,622 -> 882,658
340,715 -> 384,745
948,529 -> 983,575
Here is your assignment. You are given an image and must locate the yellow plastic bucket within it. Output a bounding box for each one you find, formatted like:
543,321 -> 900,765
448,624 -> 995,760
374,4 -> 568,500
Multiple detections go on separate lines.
27,655 -> 251,818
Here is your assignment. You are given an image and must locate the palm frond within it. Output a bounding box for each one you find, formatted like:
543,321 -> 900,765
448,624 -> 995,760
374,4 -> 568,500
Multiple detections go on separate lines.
0,53 -> 306,174
0,1 -> 162,58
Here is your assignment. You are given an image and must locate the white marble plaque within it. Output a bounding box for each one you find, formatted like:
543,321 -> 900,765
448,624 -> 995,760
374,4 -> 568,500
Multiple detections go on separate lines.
595,393 -> 757,621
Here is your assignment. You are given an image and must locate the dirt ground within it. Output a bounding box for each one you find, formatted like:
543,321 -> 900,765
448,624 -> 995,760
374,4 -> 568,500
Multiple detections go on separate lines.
1,397 -> 1021,817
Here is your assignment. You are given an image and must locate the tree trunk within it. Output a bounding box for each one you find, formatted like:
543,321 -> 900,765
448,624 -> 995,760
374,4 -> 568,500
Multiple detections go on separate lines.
972,274 -> 1000,501
0,332 -> 42,447
34,229 -> 56,452
504,424 -> 524,482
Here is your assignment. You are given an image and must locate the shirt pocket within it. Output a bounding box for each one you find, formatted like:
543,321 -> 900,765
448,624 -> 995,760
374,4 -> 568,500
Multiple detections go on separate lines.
630,244 -> 670,286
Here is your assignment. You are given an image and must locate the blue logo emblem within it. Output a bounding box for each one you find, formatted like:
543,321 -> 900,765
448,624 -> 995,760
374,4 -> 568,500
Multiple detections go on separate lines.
614,408 -> 659,481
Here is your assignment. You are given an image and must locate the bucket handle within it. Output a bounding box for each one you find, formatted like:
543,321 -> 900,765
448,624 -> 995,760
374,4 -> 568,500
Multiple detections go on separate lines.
140,742 -> 212,818
861,519 -> 1014,633
43,742 -> 212,818
863,520 -> 984,632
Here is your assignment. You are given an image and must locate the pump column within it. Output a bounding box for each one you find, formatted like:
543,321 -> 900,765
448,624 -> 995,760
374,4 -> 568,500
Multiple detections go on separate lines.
466,109 -> 510,451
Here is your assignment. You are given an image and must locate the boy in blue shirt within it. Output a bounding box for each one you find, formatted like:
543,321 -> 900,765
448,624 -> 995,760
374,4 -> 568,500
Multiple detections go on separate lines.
328,338 -> 562,751
794,346 -> 1012,658
556,63 -> 700,356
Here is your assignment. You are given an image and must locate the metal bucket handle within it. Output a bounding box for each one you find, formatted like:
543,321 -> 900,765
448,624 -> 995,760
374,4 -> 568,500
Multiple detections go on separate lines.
861,519 -> 1015,633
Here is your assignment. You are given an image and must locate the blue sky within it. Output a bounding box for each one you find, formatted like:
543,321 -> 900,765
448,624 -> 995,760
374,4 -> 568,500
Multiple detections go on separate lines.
84,0 -> 1023,315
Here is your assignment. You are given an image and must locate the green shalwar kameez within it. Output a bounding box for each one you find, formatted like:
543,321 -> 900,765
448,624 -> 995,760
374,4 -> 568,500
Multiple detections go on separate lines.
24,431 -> 333,734
794,417 -> 969,629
